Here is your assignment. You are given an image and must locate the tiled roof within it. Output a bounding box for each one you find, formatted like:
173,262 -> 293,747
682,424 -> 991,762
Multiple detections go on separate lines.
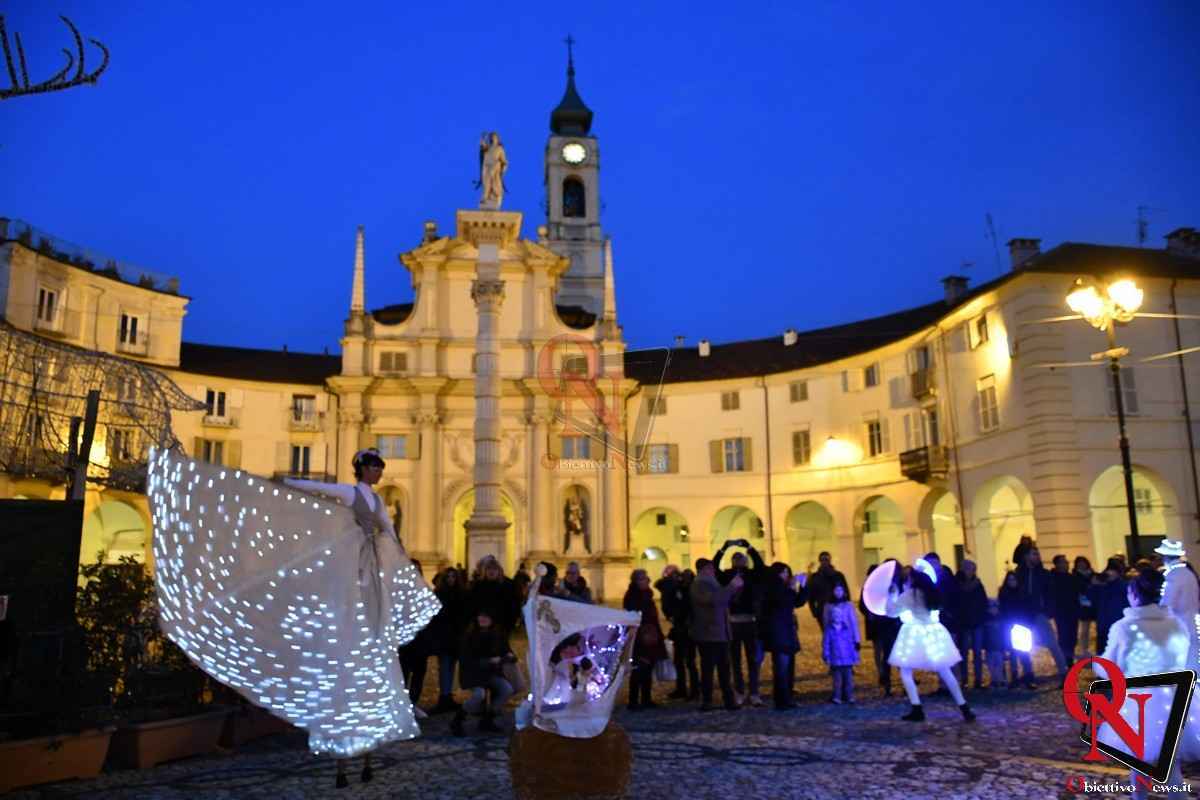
178,342 -> 340,385
624,242 -> 1199,385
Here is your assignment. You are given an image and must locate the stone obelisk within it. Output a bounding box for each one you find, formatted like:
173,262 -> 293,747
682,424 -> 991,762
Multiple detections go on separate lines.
460,200 -> 521,570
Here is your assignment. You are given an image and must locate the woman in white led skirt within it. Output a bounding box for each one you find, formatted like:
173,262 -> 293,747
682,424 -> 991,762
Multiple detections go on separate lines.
283,448 -> 439,787
884,559 -> 976,723
147,446 -> 439,791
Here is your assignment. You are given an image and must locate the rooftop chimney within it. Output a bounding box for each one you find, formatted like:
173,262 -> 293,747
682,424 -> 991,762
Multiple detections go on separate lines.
1007,238 -> 1041,270
1165,227 -> 1200,260
783,329 -> 798,346
698,339 -> 711,357
674,335 -> 685,348
423,220 -> 438,243
941,275 -> 970,304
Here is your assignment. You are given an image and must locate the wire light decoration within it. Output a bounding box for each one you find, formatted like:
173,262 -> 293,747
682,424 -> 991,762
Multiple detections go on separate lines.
0,320 -> 204,491
0,14 -> 109,101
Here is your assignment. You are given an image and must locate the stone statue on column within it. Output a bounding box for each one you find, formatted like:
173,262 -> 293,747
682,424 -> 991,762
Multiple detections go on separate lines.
478,132 -> 508,210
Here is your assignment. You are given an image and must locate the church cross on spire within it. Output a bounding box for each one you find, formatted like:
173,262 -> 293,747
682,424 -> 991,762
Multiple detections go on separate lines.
565,34 -> 575,74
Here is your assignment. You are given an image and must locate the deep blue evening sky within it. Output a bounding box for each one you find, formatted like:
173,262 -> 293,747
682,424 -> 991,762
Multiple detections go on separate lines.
3,2 -> 1198,355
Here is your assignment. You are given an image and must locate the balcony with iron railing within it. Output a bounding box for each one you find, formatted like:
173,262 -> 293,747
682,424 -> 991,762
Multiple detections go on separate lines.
32,308 -> 82,340
910,368 -> 936,400
899,445 -> 949,484
287,411 -> 324,432
201,410 -> 239,428
116,333 -> 151,356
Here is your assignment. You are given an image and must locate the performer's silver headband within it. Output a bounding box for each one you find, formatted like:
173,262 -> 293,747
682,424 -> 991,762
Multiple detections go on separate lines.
353,447 -> 383,467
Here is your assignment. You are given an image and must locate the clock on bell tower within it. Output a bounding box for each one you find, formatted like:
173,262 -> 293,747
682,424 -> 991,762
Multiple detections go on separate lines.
544,36 -> 605,316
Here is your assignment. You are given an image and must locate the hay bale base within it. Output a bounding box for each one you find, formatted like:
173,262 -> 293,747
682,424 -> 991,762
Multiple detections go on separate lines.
508,722 -> 633,800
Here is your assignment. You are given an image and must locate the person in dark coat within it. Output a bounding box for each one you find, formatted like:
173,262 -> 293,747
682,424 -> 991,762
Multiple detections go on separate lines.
623,569 -> 668,710
398,558 -> 434,718
760,562 -> 808,709
998,571 -> 1035,688
655,566 -> 699,700
860,563 -> 902,697
955,559 -> 989,689
714,538 -> 768,706
1015,546 -> 1067,676
1089,558 -> 1130,657
562,561 -> 594,604
451,611 -> 516,736
468,557 -> 521,634
808,551 -> 847,633
1073,556 -> 1097,657
1012,535 -> 1035,571
1048,554 -> 1080,666
429,567 -> 470,713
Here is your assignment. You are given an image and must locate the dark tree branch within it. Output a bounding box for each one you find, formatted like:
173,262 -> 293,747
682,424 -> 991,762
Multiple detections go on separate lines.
0,14 -> 109,101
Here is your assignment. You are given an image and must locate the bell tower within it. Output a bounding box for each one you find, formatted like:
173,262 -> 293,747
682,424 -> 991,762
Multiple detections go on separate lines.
545,36 -> 604,315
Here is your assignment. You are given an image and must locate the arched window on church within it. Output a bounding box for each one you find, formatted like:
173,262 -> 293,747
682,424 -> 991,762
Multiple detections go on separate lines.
562,178 -> 586,218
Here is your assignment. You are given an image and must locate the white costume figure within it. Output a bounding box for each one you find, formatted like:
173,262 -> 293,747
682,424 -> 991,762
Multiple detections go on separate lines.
1156,540 -> 1200,762
515,565 -> 641,738
146,447 -> 440,761
868,559 -> 973,722
1098,575 -> 1193,795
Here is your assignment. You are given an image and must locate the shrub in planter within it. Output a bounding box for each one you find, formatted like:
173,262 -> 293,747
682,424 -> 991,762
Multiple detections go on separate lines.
76,556 -> 227,768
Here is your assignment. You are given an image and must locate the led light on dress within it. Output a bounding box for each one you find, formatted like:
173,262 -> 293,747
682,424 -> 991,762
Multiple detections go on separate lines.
146,448 -> 440,757
886,585 -> 962,671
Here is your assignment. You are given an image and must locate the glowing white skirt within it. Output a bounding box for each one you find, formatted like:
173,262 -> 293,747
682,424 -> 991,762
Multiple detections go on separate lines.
887,612 -> 962,671
146,449 -> 440,757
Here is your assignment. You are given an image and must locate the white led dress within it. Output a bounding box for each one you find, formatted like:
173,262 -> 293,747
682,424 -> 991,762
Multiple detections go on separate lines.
146,448 -> 440,757
886,586 -> 962,671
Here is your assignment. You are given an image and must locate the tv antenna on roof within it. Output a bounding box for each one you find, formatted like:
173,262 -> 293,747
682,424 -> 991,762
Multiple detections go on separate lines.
985,213 -> 1002,272
1136,205 -> 1168,248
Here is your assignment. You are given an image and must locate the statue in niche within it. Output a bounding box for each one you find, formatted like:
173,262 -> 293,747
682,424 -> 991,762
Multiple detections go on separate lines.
478,131 -> 508,209
563,489 -> 590,554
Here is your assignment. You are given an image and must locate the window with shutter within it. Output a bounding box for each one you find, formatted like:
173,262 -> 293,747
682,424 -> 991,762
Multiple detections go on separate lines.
977,375 -> 1000,432
720,391 -> 740,411
648,397 -> 667,416
721,438 -> 747,472
864,363 -> 880,388
646,443 -> 671,473
789,380 -> 808,402
709,440 -> 723,473
291,445 -> 311,475
1107,367 -> 1140,416
562,435 -> 591,459
376,435 -> 407,459
792,429 -> 811,465
562,355 -> 589,377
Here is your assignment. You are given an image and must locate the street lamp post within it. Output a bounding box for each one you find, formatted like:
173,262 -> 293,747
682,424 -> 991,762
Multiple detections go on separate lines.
1067,278 -> 1145,559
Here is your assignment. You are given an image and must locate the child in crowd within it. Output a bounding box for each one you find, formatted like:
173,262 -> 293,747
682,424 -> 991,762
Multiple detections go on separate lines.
822,577 -> 861,704
982,598 -> 1009,688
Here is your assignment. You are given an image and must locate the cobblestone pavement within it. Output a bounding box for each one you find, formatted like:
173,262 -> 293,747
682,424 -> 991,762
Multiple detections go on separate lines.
8,625 -> 1196,800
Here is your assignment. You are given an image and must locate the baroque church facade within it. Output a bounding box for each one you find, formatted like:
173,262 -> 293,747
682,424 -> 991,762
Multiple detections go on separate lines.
3,57 -> 1200,601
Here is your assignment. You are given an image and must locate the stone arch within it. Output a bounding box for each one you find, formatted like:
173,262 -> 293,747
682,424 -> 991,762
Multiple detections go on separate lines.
562,177 -> 586,218
783,501 -> 834,573
918,489 -> 964,569
1088,464 -> 1182,562
631,506 -> 690,573
708,505 -> 766,559
972,475 -> 1035,592
80,499 -> 147,565
853,494 -> 907,572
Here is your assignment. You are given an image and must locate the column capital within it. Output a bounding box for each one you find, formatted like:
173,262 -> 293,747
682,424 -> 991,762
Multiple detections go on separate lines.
471,279 -> 506,309
338,409 -> 365,426
412,411 -> 443,427
524,411 -> 555,427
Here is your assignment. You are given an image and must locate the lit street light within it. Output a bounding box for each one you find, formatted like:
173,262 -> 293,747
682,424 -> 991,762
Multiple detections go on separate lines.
1067,276 -> 1144,558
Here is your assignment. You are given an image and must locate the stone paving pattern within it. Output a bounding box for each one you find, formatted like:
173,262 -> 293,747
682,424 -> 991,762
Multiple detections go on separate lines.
8,624 -> 1196,800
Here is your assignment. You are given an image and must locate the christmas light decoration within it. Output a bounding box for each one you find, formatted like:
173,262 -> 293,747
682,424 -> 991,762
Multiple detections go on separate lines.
147,447 -> 440,757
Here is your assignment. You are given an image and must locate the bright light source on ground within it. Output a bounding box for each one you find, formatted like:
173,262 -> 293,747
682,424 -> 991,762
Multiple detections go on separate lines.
1011,624 -> 1033,653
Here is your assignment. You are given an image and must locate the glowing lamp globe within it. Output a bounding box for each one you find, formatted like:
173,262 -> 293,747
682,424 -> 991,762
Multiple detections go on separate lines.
1107,278 -> 1143,320
1011,624 -> 1033,653
1067,281 -> 1106,328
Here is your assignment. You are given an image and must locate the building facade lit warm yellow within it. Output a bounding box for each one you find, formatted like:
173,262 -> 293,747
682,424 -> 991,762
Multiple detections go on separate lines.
2,66 -> 1200,601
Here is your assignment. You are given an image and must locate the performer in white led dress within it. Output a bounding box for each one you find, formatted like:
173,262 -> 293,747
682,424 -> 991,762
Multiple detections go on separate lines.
147,447 -> 439,789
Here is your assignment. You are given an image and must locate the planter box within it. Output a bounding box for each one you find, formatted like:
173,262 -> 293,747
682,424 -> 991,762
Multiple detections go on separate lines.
109,707 -> 230,769
219,705 -> 294,748
0,726 -> 116,793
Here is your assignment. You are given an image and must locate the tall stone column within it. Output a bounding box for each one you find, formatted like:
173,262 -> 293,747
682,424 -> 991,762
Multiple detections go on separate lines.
465,266 -> 510,569
526,411 -> 556,562
336,408 -> 364,483
413,411 -> 442,563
